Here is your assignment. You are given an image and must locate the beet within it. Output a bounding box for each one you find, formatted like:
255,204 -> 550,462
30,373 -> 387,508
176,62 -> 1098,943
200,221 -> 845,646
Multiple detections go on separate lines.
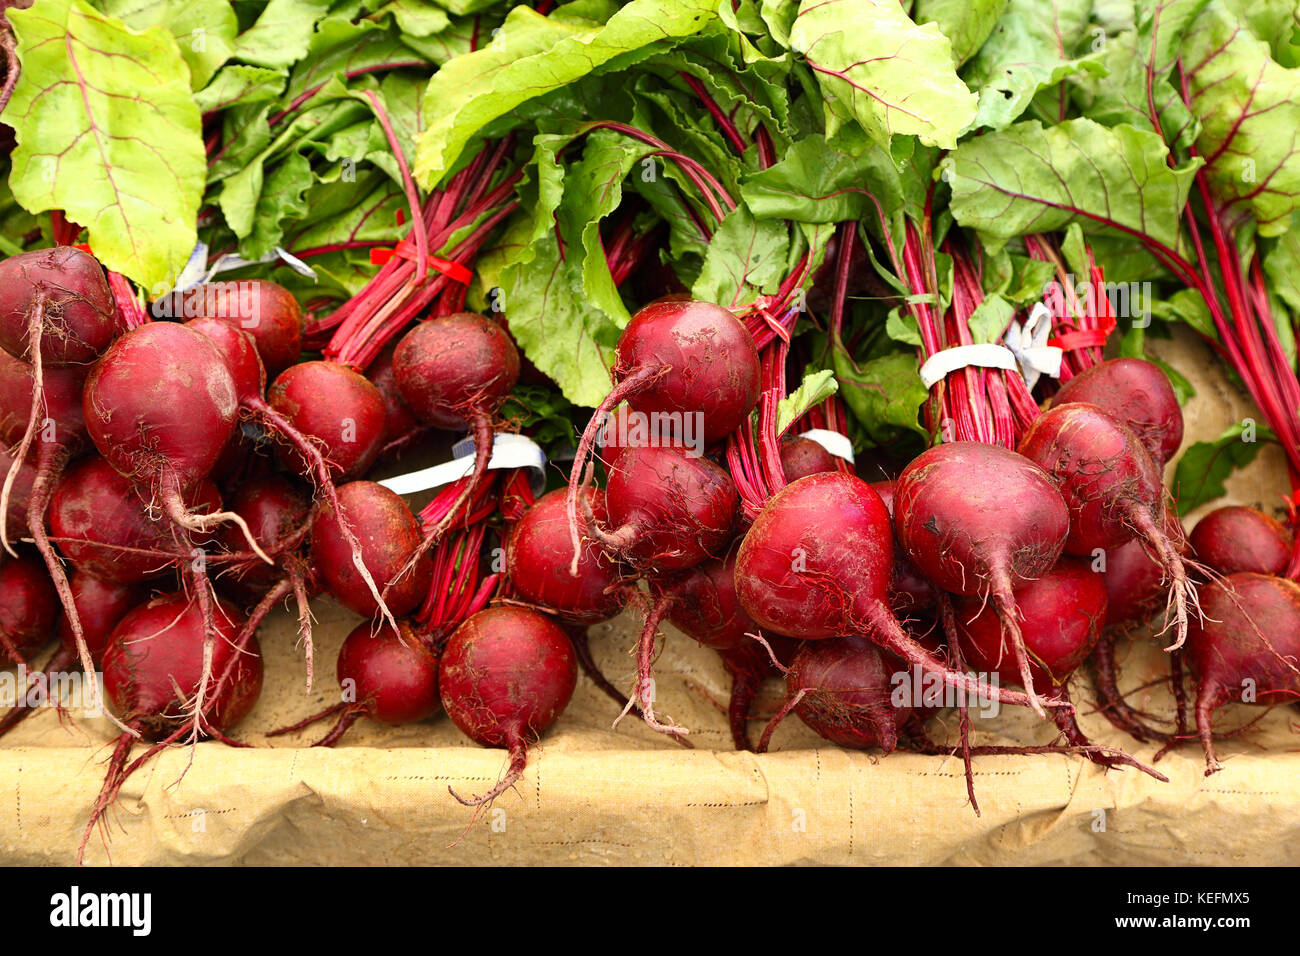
506,488 -> 625,624
217,474 -> 313,599
893,442 -> 1070,712
585,445 -> 737,573
566,298 -> 760,571
81,322 -> 267,564
659,550 -> 755,652
80,589 -> 265,863
869,479 -> 936,615
162,280 -> 303,377
102,592 -> 262,741
0,246 -> 117,366
369,345 -> 427,460
185,316 -> 264,405
270,620 -> 440,746
0,569 -> 144,740
734,471 -> 1063,715
391,313 -> 520,556
1189,505 -> 1292,577
439,606 -> 577,806
0,441 -> 35,537
0,551 -> 58,665
184,318 -> 394,622
758,636 -> 913,752
55,573 -> 146,667
1018,402 -> 1196,648
1052,357 -> 1183,464
393,312 -> 520,431
1187,573 -> 1300,774
654,550 -> 780,750
267,361 -> 387,482
779,435 -> 841,481
955,557 -> 1106,691
311,481 -> 432,619
84,323 -> 235,490
49,455 -> 221,583
612,299 -> 760,446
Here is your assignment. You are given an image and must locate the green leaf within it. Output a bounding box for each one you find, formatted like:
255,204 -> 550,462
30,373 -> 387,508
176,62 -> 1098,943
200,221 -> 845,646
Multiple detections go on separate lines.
99,0 -> 238,89
3,0 -> 206,289
234,0 -> 334,70
947,118 -> 1199,253
500,229 -> 620,408
195,65 -> 287,113
1181,0 -> 1300,237
962,0 -> 1106,131
885,306 -> 922,346
776,368 -> 838,435
413,0 -> 721,187
382,0 -> 452,36
741,125 -> 893,223
833,348 -> 929,442
759,0 -> 798,47
691,204 -> 789,307
966,293 -> 1014,344
1173,421 -> 1273,514
1075,0 -> 1206,146
244,150 -> 315,259
1264,217 -> 1300,316
500,383 -> 577,458
789,0 -> 976,149
914,0 -> 1007,68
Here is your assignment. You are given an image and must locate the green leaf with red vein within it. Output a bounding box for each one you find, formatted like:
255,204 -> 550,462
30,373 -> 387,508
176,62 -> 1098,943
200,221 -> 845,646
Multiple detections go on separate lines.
413,0 -> 721,188
947,118 -> 1199,254
2,0 -> 206,290
1180,0 -> 1300,238
788,0 -> 976,149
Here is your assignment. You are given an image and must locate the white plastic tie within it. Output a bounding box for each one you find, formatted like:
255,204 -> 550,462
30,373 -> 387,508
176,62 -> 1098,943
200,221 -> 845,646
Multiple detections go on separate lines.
917,302 -> 1063,391
797,428 -> 855,465
378,433 -> 547,496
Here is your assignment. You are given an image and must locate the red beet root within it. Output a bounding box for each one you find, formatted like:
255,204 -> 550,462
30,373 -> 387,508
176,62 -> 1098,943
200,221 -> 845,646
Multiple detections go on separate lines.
758,637 -> 912,752
49,456 -> 221,583
506,488 -> 625,624
393,312 -> 519,431
585,445 -> 737,573
312,481 -> 432,620
1186,573 -> 1300,774
869,479 -> 936,615
566,298 -> 760,571
161,280 -> 302,377
893,442 -> 1070,713
267,361 -> 387,482
613,299 -> 760,446
734,471 -> 1061,715
270,620 -> 440,746
369,345 -> 427,460
56,573 -> 146,666
439,606 -> 577,806
779,435 -> 841,481
82,323 -> 264,560
0,246 -> 117,366
1018,402 -> 1197,650
102,592 -> 262,741
1189,506 -> 1292,577
1052,357 -> 1184,464
392,313 -> 520,557
0,551 -> 58,665
955,557 -> 1106,690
